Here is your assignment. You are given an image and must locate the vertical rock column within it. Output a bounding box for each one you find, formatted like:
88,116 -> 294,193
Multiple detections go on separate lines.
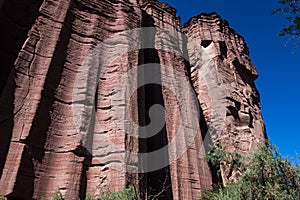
141,2 -> 213,199
84,0 -> 142,197
183,13 -> 266,182
0,0 -> 142,199
0,0 -> 76,199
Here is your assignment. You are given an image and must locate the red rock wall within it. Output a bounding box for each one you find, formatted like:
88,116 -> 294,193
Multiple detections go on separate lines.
182,13 -> 266,182
0,0 -> 142,199
138,2 -> 212,199
0,0 -> 266,199
183,13 -> 266,155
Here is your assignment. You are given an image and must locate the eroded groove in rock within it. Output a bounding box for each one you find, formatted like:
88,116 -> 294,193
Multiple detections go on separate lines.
139,3 -> 213,199
137,9 -> 173,200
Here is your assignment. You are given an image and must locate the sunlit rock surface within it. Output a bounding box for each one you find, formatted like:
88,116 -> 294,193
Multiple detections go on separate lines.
0,0 -> 265,199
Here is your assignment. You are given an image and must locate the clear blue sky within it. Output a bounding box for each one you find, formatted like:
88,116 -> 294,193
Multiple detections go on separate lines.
163,0 -> 300,160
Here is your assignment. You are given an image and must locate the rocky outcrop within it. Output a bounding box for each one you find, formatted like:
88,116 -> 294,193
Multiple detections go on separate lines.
0,0 -> 266,199
182,13 -> 266,182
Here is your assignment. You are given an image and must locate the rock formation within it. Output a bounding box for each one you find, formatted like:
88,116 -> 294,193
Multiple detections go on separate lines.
0,0 -> 266,199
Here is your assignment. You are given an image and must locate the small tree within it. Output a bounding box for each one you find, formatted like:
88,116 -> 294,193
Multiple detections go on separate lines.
206,143 -> 245,185
273,0 -> 300,47
240,144 -> 300,199
202,143 -> 300,200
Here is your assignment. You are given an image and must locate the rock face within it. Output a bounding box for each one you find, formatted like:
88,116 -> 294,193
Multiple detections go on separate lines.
182,13 -> 266,183
0,0 -> 266,199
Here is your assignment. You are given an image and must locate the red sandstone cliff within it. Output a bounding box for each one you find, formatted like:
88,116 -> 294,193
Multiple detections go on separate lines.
0,0 -> 266,199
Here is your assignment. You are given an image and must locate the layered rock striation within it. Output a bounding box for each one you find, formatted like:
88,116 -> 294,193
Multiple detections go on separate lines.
0,0 -> 266,199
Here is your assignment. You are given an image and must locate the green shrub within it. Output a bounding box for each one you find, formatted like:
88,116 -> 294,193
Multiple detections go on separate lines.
100,186 -> 137,200
202,142 -> 300,200
206,143 -> 245,183
202,182 -> 244,200
50,186 -> 137,200
85,194 -> 94,200
53,191 -> 64,200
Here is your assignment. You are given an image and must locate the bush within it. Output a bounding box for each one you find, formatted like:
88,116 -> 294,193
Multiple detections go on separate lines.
50,186 -> 137,200
53,191 -> 64,200
100,186 -> 137,200
202,143 -> 300,200
202,182 -> 244,200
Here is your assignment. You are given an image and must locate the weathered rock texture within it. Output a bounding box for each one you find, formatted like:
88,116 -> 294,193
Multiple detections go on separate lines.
0,0 -> 266,199
182,13 -> 266,183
